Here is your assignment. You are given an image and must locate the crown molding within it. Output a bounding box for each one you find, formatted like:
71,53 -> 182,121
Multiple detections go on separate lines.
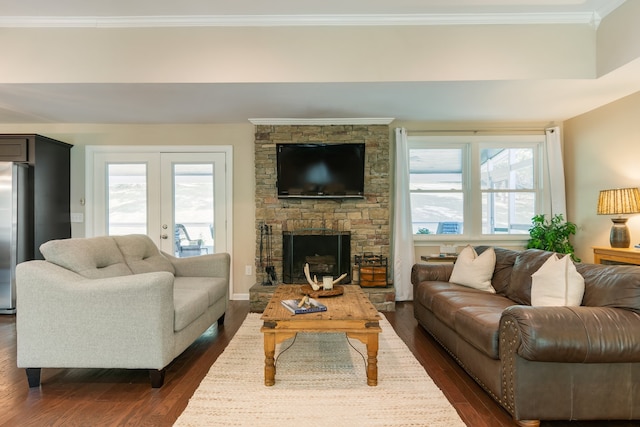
248,118 -> 395,125
0,12 -> 611,28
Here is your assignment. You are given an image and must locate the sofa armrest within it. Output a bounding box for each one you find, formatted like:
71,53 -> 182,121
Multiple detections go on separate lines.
411,263 -> 454,284
500,305 -> 640,363
163,251 -> 230,279
16,260 -> 176,369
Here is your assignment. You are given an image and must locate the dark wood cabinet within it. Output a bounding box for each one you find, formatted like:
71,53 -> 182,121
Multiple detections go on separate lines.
0,134 -> 72,260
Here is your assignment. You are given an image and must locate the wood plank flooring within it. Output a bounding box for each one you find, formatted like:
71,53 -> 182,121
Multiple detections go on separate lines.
0,301 -> 636,426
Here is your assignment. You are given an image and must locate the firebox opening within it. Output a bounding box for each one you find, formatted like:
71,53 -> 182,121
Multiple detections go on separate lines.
282,230 -> 351,284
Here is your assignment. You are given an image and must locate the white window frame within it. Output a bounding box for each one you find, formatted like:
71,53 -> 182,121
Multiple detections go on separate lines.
409,134 -> 548,246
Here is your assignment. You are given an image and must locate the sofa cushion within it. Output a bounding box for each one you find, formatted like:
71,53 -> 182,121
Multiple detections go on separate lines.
40,236 -> 133,279
449,245 -> 496,293
455,301 -> 515,359
174,276 -> 227,307
531,253 -> 585,306
576,263 -> 640,313
414,280 -> 487,312
114,234 -> 175,275
173,287 -> 209,332
430,288 -> 515,359
477,246 -> 520,296
506,249 -> 556,305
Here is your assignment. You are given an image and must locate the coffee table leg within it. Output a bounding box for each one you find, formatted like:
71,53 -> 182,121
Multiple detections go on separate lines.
366,333 -> 379,386
263,332 -> 276,386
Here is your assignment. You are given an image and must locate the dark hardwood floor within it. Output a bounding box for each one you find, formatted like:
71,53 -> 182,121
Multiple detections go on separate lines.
0,301 -> 636,426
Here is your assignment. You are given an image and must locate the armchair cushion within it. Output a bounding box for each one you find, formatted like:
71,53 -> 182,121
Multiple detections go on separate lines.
40,236 -> 132,279
174,276 -> 227,307
173,287 -> 210,332
114,234 -> 175,275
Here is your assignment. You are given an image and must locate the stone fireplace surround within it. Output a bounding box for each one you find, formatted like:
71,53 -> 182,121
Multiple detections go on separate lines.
251,124 -> 395,311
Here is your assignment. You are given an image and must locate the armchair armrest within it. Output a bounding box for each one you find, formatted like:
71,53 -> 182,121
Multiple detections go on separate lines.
500,305 -> 640,363
163,252 -> 230,279
411,263 -> 454,284
16,260 -> 176,369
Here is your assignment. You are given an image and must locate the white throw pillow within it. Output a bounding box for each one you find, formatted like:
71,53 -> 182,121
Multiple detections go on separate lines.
531,253 -> 585,306
449,245 -> 496,293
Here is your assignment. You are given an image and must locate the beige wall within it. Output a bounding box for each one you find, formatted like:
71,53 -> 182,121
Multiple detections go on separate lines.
0,123 -> 257,298
597,1 -> 640,75
564,92 -> 640,262
564,90 -> 640,263
0,24 -> 594,84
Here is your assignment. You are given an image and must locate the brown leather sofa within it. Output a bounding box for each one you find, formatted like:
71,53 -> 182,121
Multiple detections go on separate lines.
411,247 -> 640,427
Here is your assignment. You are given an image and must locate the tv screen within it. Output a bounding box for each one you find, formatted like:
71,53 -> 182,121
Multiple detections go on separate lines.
276,143 -> 365,199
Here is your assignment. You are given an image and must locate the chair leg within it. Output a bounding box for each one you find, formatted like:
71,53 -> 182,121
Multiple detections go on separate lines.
149,369 -> 165,388
25,368 -> 41,388
217,313 -> 225,326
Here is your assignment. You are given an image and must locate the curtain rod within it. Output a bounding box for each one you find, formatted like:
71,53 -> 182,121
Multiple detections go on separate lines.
406,128 -> 547,135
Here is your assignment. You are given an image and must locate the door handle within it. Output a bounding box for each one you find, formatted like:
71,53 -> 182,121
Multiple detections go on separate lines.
161,234 -> 168,239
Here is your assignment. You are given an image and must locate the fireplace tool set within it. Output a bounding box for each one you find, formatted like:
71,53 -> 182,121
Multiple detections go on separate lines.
259,223 -> 277,285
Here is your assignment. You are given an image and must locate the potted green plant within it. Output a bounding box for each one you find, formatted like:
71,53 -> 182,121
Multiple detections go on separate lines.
527,214 -> 580,262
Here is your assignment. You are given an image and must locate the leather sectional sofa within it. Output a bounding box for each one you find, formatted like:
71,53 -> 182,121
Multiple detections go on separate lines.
16,234 -> 230,388
411,247 -> 640,427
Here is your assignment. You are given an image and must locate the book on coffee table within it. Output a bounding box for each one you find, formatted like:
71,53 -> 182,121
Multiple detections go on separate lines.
281,298 -> 327,314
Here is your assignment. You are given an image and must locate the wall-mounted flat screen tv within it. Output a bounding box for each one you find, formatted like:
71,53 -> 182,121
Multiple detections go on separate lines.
276,143 -> 365,199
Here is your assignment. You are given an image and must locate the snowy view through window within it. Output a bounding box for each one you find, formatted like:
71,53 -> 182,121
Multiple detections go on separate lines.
409,145 -> 537,235
107,163 -> 215,256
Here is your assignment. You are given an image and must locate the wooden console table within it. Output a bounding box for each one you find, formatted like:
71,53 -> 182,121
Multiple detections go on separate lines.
420,255 -> 457,263
592,246 -> 640,265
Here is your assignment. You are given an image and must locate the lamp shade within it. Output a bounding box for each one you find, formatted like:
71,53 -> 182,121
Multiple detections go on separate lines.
597,187 -> 640,215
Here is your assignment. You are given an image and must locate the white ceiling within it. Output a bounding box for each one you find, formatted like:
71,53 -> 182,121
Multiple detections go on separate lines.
0,0 -> 638,124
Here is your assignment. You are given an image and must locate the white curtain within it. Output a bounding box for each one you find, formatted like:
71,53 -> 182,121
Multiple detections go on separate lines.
545,126 -> 567,217
392,128 -> 415,301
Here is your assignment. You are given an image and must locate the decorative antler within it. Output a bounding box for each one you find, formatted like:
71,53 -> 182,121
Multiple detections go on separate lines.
332,273 -> 348,285
303,263 -> 320,291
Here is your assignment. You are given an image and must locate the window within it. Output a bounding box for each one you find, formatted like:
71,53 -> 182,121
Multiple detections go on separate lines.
409,135 -> 545,238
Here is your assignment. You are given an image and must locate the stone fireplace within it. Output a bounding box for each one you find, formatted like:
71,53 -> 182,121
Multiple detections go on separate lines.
251,123 -> 395,311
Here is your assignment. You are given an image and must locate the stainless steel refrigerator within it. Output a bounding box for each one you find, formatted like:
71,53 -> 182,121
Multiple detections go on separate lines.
0,162 -> 28,314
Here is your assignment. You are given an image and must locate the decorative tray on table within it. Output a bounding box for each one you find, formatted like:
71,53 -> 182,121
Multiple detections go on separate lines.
300,284 -> 344,298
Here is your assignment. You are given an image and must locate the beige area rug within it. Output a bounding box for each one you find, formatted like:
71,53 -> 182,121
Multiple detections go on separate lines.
174,313 -> 465,427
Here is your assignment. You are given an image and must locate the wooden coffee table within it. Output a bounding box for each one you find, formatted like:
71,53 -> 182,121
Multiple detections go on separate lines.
260,284 -> 382,386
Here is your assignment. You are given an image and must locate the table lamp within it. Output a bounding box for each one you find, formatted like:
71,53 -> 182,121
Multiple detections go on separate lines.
597,187 -> 640,248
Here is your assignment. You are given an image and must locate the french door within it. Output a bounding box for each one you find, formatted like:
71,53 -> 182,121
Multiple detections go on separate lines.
87,147 -> 231,256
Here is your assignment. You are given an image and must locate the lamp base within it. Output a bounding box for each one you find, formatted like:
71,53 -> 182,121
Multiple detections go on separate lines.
610,217 -> 631,248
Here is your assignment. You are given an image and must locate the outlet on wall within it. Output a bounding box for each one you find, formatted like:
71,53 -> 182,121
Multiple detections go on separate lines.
245,265 -> 252,275
70,213 -> 84,223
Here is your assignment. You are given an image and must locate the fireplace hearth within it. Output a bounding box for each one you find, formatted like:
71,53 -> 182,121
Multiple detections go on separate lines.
282,230 -> 351,284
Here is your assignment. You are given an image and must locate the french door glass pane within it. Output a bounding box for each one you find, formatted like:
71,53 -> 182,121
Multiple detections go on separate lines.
482,192 -> 535,234
173,164 -> 214,257
107,164 -> 147,235
410,192 -> 463,235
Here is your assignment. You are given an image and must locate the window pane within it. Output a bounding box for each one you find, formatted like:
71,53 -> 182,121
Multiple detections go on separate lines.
410,193 -> 463,235
174,163 -> 214,257
410,148 -> 462,190
107,164 -> 147,235
482,192 -> 535,234
480,147 -> 533,190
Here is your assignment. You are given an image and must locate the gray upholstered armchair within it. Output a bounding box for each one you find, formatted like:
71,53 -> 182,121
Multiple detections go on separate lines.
16,234 -> 229,388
